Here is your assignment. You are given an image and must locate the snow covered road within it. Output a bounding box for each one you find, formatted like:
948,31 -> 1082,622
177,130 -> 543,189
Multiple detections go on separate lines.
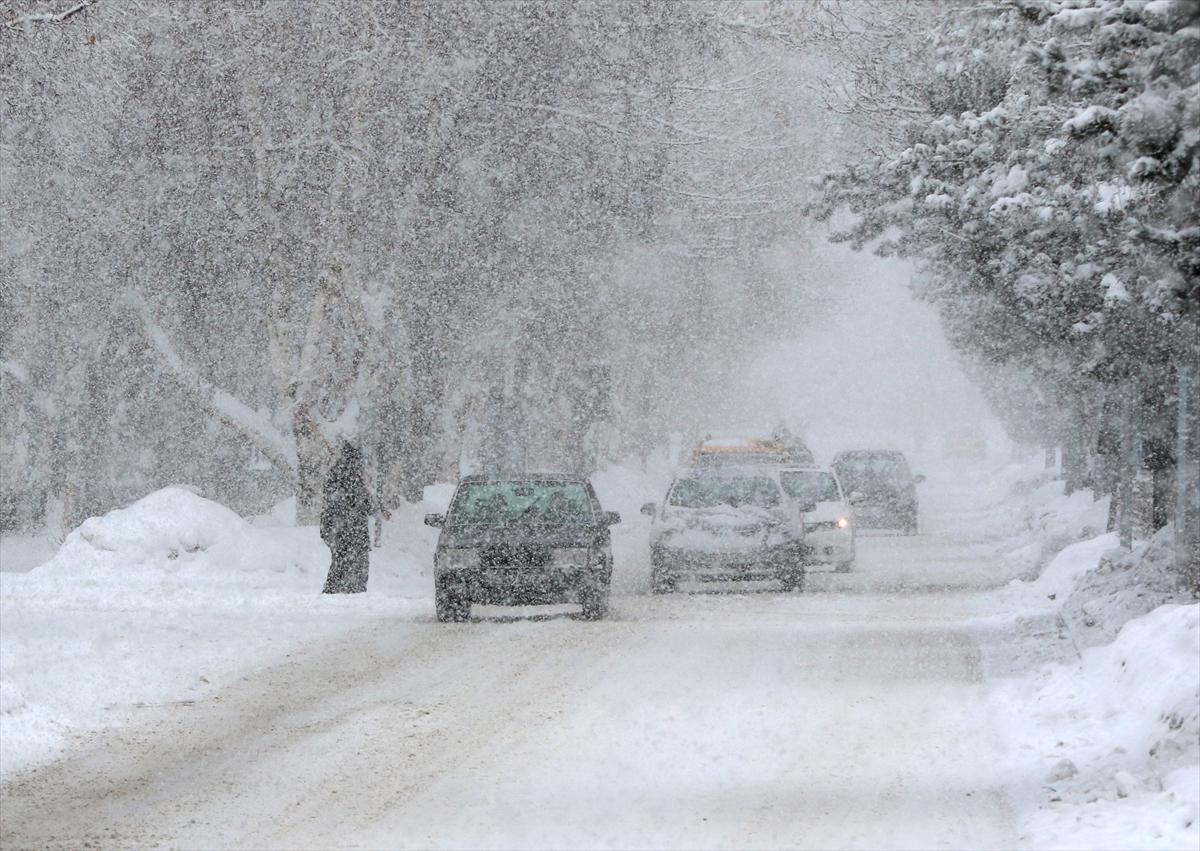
1,483 -> 1033,851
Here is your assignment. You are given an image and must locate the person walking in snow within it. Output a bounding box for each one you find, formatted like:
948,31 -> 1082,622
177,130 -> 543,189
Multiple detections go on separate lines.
321,441 -> 372,594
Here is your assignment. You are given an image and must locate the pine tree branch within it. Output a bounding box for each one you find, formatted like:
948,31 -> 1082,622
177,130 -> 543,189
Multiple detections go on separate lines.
4,0 -> 97,30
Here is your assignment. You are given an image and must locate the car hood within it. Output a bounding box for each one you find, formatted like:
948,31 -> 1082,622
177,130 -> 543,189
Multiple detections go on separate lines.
439,524 -> 596,549
654,504 -> 791,552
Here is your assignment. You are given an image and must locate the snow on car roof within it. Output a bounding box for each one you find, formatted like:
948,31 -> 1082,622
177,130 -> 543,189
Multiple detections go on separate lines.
695,437 -> 788,454
700,437 -> 757,448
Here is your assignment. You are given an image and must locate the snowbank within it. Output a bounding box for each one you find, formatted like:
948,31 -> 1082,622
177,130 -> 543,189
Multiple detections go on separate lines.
979,464 -> 1198,849
1029,531 -> 1122,603
995,603 -> 1199,850
998,477 -> 1111,580
32,486 -> 324,589
1061,526 -> 1191,650
0,486 -> 431,777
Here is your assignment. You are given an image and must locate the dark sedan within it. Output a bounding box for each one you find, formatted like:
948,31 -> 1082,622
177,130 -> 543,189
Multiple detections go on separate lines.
424,474 -> 620,622
831,450 -> 924,535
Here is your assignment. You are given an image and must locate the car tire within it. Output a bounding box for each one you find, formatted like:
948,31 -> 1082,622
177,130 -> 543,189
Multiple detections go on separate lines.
650,549 -> 676,595
579,581 -> 610,620
435,579 -> 469,623
780,567 -> 806,592
651,579 -> 675,595
650,567 -> 676,595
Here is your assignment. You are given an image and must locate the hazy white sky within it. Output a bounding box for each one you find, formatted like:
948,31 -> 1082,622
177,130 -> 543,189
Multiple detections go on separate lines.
720,243 -> 996,463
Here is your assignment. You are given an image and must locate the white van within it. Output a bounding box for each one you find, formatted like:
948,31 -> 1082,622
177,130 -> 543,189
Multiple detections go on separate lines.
779,466 -> 856,572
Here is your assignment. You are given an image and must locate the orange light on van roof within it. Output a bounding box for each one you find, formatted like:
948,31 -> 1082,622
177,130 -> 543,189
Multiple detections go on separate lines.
694,437 -> 790,456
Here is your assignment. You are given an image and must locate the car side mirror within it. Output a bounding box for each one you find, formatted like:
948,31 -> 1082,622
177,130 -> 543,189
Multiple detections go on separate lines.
423,513 -> 445,528
640,502 -> 657,517
603,510 -> 621,526
912,475 -> 926,485
848,492 -> 866,506
798,500 -> 817,513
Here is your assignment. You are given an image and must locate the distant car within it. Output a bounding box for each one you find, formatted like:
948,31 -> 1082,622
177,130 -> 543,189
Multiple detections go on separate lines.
779,466 -> 855,572
641,467 -> 807,592
831,450 -> 924,535
424,474 -> 620,622
942,426 -> 988,460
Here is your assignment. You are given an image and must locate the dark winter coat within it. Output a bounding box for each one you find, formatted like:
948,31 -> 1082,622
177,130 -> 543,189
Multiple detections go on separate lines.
321,442 -> 371,594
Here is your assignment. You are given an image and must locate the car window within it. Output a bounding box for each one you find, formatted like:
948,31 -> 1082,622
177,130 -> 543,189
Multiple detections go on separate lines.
449,482 -> 594,525
780,470 -> 841,503
585,482 -> 604,515
667,476 -> 781,509
834,454 -> 911,490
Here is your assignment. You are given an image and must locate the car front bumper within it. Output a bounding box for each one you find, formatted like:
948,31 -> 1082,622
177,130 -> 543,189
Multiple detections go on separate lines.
437,565 -> 610,606
852,500 -> 916,529
805,530 -> 855,565
651,544 -> 806,581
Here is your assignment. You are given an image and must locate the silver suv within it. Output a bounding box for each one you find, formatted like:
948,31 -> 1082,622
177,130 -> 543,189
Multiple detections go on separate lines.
641,468 -> 807,593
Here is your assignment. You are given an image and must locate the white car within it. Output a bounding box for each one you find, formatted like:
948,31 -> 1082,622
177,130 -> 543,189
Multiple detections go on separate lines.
779,466 -> 855,572
642,467 -> 808,592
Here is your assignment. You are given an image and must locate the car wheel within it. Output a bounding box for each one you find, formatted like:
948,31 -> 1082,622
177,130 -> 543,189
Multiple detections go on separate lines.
579,581 -> 610,620
651,567 -> 676,595
780,567 -> 806,592
650,549 -> 676,594
435,579 -> 469,623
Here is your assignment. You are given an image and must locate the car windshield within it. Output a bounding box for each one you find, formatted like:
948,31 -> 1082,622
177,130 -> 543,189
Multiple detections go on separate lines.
449,481 -> 593,525
668,476 -> 781,509
835,454 -> 911,490
780,470 -> 841,503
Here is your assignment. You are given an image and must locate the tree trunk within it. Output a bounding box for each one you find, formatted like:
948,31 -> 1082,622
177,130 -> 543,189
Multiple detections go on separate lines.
1176,349 -> 1200,594
1116,378 -> 1139,549
1063,396 -> 1090,495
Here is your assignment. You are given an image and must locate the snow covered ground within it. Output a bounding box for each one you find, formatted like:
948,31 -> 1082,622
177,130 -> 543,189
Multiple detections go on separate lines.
1,457 -> 1196,849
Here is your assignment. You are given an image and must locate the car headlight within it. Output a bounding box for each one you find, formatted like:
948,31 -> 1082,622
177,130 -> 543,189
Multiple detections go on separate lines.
438,548 -> 480,570
551,547 -> 589,568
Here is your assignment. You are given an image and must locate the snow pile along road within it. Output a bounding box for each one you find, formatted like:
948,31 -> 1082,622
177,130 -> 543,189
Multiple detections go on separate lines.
1060,526 -> 1186,650
995,473 -> 1111,582
1025,530 -> 1122,604
0,486 -> 431,776
943,457 -> 1199,850
32,486 -> 321,588
996,602 -> 1199,850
